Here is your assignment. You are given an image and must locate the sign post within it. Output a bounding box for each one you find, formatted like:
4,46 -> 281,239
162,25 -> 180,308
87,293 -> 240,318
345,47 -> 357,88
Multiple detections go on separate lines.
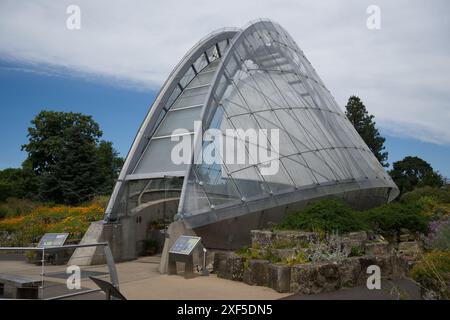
168,236 -> 201,279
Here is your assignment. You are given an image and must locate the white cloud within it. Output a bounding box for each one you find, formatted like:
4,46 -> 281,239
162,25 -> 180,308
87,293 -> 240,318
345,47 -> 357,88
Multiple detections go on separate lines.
0,0 -> 449,144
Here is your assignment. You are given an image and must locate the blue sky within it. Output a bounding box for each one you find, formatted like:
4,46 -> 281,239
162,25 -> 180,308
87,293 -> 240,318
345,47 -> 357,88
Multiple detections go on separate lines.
0,1 -> 449,178
1,62 -> 449,178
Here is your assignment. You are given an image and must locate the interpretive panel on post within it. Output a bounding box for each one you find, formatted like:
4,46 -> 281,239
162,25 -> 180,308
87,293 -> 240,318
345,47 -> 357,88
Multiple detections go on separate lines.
169,236 -> 201,255
38,233 -> 69,248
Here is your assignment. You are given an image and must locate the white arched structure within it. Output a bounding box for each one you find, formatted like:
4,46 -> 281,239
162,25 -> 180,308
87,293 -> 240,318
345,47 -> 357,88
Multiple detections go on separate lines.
105,20 -> 399,250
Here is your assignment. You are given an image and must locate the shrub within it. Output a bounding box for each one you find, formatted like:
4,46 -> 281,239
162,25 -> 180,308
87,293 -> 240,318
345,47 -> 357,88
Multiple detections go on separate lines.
83,195 -> 110,209
275,200 -> 367,233
0,197 -> 38,219
426,219 -> 450,251
362,202 -> 430,234
400,186 -> 450,204
410,250 -> 450,300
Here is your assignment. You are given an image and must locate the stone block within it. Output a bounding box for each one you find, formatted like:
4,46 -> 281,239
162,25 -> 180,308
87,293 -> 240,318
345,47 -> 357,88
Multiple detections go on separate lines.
214,253 -> 245,281
268,264 -> 291,293
338,257 -> 361,288
347,231 -> 368,242
398,241 -> 422,258
290,262 -> 340,294
273,230 -> 319,247
250,230 -> 273,248
225,254 -> 245,281
243,259 -> 270,286
364,241 -> 390,256
213,252 -> 231,279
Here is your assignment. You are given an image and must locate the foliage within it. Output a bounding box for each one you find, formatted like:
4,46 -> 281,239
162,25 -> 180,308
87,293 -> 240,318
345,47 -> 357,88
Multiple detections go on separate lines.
410,250 -> 450,300
400,186 -> 450,204
236,246 -> 281,264
389,156 -> 444,195
0,165 -> 39,201
345,96 -> 388,167
425,219 -> 450,251
349,246 -> 364,257
362,202 -> 430,234
0,204 -> 104,246
275,200 -> 367,233
308,232 -> 351,263
20,111 -> 123,205
283,251 -> 309,265
0,197 -> 39,219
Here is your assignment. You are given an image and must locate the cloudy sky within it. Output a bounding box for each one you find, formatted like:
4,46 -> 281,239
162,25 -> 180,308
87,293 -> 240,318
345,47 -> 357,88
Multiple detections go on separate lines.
0,0 -> 449,175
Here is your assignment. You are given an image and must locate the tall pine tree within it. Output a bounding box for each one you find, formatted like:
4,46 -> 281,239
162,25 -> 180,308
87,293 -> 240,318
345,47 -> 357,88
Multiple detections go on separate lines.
345,96 -> 388,167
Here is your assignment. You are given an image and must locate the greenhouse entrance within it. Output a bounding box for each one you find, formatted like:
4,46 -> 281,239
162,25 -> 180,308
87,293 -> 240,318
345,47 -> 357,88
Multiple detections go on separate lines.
124,176 -> 184,257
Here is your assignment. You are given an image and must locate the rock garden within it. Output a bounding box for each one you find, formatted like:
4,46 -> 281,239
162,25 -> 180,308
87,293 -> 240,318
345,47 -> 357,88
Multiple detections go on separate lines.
212,187 -> 450,299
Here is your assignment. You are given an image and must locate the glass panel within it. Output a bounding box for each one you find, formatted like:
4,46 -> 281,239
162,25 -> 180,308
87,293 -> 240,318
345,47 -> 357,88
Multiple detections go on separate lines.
230,166 -> 269,200
188,72 -> 215,87
155,107 -> 201,137
134,136 -> 192,174
194,53 -> 208,72
179,67 -> 196,89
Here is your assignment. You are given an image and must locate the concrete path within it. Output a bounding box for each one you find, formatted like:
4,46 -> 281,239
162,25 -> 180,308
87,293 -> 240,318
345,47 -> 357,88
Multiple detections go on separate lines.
116,256 -> 288,300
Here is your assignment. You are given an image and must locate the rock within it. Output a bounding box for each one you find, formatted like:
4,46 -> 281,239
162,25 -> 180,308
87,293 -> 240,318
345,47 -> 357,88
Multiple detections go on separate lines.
290,262 -> 340,294
225,255 -> 245,281
214,252 -> 244,281
213,252 -> 230,278
398,241 -> 422,258
243,259 -> 270,286
251,230 -> 273,248
268,264 -> 291,293
273,230 -> 319,247
347,231 -> 368,242
364,241 -> 390,256
339,257 -> 361,287
399,228 -> 416,242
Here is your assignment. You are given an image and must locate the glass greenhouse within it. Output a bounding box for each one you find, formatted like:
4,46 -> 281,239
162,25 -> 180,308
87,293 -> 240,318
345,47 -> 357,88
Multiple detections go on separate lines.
104,19 -> 399,250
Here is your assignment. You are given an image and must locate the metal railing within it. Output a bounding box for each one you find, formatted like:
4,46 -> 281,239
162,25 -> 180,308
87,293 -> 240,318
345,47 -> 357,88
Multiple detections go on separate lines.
0,242 -> 118,300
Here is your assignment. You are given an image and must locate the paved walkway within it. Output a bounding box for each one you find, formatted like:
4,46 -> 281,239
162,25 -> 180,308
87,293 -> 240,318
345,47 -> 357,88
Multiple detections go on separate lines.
0,254 -> 422,300
116,256 -> 288,300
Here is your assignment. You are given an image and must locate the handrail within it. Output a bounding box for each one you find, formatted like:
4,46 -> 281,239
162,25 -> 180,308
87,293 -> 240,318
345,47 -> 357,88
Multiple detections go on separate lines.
0,242 -> 109,251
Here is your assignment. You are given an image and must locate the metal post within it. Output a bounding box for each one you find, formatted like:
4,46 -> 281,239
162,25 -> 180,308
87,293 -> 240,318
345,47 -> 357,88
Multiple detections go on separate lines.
202,248 -> 209,276
40,247 -> 45,299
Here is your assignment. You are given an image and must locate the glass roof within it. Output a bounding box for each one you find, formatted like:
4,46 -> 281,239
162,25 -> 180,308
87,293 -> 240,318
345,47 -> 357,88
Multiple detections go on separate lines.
179,20 -> 398,220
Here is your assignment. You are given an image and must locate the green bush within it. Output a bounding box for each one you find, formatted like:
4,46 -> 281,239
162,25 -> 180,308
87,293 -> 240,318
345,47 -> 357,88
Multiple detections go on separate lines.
275,200 -> 367,233
362,202 -> 430,234
400,186 -> 450,204
0,197 -> 38,219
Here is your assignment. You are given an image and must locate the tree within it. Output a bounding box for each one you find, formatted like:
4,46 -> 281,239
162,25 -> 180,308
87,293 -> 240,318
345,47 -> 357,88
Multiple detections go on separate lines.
389,156 -> 444,194
95,141 -> 124,195
345,96 -> 388,167
0,163 -> 39,201
21,111 -> 123,205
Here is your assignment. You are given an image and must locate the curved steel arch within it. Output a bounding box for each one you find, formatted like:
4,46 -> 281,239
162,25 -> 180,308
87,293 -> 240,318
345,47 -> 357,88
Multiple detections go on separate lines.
105,28 -> 239,221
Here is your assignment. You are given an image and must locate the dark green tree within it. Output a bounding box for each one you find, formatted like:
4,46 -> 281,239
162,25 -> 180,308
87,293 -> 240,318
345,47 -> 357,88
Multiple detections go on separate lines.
345,96 -> 388,167
95,141 -> 124,195
0,162 -> 39,201
389,156 -> 444,194
21,111 -> 123,205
